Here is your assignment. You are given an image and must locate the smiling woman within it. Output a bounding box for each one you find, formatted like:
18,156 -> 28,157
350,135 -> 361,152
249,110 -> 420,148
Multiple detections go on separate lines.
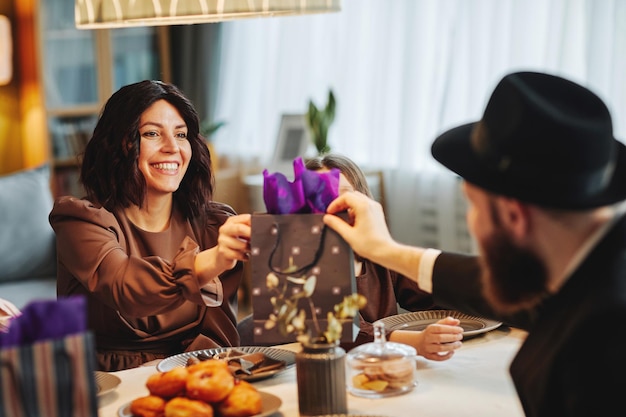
128,99 -> 193,230
49,80 -> 252,372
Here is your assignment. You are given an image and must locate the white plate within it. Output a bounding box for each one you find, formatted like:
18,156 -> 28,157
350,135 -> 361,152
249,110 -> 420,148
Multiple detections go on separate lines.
379,310 -> 502,337
156,346 -> 296,382
95,371 -> 121,396
118,391 -> 281,417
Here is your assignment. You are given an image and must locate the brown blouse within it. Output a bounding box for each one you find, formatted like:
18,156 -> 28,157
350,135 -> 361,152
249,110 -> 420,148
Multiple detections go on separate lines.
49,196 -> 243,371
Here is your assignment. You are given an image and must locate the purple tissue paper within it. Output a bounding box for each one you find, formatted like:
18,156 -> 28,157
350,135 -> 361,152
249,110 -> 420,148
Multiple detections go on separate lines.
263,157 -> 339,214
0,296 -> 87,348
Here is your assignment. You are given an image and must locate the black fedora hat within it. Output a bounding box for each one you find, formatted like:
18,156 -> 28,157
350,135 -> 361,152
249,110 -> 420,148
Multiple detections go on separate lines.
431,71 -> 626,209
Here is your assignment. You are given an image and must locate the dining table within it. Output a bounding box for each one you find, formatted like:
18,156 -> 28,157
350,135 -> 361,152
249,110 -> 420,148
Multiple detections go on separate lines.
98,326 -> 527,417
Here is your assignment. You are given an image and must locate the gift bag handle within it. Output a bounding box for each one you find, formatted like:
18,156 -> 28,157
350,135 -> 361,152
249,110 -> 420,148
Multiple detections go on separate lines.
268,222 -> 328,276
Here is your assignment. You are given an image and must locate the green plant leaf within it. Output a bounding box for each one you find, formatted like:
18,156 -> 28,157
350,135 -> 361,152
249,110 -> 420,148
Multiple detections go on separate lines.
306,89 -> 337,155
200,120 -> 227,140
326,90 -> 336,122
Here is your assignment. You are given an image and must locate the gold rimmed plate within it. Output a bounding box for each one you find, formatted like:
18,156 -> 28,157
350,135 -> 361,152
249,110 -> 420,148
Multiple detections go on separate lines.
156,346 -> 296,382
379,310 -> 502,337
95,371 -> 121,396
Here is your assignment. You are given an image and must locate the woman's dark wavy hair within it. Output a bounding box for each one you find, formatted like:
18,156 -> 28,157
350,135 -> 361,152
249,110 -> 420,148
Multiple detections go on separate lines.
80,80 -> 214,219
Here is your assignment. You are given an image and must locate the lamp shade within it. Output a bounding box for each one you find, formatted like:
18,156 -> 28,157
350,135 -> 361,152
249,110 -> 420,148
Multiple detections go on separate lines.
75,0 -> 341,29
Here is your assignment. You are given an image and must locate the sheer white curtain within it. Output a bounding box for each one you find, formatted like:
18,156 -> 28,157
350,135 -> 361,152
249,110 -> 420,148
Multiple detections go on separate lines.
211,0 -> 626,248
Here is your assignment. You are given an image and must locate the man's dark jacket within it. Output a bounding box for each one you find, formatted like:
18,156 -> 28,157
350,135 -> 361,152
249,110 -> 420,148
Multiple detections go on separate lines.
431,213 -> 626,417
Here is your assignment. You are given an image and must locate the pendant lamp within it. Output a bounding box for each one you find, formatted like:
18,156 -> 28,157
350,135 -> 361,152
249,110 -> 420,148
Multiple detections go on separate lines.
75,0 -> 341,29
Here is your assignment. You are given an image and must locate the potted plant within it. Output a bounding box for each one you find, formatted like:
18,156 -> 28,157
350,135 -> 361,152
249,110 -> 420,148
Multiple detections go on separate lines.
307,89 -> 336,155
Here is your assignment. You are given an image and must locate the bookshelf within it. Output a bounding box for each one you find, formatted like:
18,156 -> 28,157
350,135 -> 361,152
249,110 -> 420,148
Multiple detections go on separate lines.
38,0 -> 171,198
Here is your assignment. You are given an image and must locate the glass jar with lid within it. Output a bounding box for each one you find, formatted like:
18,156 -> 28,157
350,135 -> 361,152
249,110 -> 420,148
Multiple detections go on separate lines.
346,320 -> 417,398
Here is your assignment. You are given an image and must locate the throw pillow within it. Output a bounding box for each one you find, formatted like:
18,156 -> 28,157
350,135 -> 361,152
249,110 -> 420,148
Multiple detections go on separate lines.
0,165 -> 57,282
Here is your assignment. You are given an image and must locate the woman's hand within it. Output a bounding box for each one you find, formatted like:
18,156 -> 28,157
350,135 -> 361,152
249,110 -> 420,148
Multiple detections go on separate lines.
0,298 -> 20,332
216,214 -> 252,265
389,316 -> 463,361
195,214 -> 251,284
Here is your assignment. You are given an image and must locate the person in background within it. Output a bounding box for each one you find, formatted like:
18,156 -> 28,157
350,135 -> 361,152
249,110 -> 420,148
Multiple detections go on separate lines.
0,297 -> 20,332
305,153 -> 463,360
49,80 -> 251,371
323,71 -> 626,417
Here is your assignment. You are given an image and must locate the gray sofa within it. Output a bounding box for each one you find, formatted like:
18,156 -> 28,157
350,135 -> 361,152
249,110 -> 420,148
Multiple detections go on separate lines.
0,164 -> 57,309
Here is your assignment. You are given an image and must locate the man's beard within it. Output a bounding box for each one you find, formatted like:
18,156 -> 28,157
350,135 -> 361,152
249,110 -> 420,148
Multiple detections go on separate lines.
479,210 -> 551,315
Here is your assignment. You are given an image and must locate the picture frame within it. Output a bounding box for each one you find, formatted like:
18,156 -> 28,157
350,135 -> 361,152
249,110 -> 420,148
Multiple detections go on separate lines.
269,114 -> 312,176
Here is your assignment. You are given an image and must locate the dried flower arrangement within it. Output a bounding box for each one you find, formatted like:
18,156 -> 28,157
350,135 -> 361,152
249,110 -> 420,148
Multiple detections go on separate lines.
263,256 -> 366,344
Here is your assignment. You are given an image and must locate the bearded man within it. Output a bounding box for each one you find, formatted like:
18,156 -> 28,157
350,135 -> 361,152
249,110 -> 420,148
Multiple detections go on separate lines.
323,71 -> 626,417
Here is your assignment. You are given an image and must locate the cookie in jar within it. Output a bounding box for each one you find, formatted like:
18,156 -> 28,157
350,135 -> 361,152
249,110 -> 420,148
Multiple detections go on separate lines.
346,321 -> 417,398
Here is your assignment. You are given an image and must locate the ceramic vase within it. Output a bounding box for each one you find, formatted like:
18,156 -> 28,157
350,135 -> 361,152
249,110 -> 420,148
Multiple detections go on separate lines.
296,339 -> 348,416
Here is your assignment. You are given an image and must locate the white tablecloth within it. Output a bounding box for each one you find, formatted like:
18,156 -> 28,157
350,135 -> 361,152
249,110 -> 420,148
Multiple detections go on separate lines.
98,327 -> 527,417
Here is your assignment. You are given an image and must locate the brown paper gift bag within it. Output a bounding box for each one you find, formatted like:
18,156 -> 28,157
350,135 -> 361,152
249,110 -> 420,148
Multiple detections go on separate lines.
250,212 -> 357,345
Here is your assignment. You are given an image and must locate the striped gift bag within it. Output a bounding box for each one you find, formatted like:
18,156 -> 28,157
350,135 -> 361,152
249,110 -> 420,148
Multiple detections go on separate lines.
0,331 -> 98,417
0,298 -> 98,417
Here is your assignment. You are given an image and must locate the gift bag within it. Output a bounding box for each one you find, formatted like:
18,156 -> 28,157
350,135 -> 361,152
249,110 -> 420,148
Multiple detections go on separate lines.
0,297 -> 98,417
250,157 -> 359,345
250,211 -> 357,345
